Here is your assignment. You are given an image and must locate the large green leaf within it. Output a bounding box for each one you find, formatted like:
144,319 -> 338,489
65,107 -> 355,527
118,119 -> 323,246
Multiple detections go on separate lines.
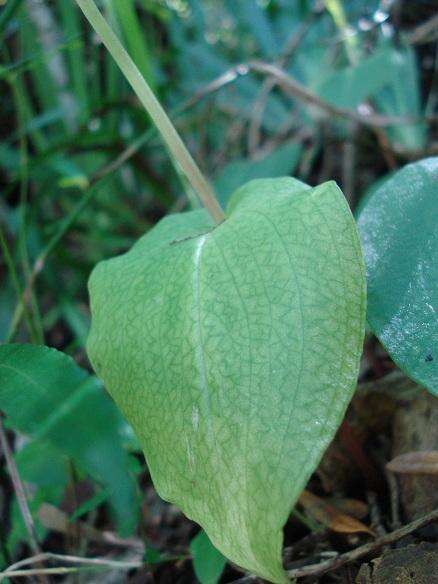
87,178 -> 365,582
358,158 -> 438,394
0,344 -> 140,535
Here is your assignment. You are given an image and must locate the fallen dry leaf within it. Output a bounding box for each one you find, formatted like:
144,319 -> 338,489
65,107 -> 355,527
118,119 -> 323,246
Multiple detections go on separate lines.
387,451 -> 438,475
298,490 -> 374,535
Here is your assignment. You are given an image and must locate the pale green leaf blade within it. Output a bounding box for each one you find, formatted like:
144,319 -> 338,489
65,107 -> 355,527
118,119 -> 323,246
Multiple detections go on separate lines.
87,177 -> 365,582
358,158 -> 438,394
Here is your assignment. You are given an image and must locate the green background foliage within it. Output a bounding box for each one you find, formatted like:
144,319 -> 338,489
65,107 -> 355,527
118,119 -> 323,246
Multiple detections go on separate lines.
0,343 -> 140,535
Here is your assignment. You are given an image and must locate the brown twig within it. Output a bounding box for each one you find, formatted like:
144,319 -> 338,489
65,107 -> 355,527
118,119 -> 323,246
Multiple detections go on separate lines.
38,503 -> 144,552
385,469 -> 401,530
342,120 -> 358,205
231,507 -> 438,582
286,507 -> 438,579
373,125 -> 398,170
247,1 -> 324,153
405,13 -> 438,45
245,60 -> 428,128
0,567 -> 83,579
366,492 -> 387,537
357,370 -> 420,399
0,420 -> 40,555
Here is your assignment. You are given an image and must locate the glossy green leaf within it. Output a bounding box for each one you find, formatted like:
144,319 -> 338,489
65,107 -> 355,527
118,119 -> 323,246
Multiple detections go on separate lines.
358,158 -> 438,394
190,530 -> 227,584
87,178 -> 365,582
0,344 -> 140,535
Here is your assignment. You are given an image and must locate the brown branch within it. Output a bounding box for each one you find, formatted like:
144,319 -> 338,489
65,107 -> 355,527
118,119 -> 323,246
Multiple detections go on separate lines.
405,13 -> 438,45
247,1 -> 324,153
246,61 -> 426,128
286,507 -> 438,579
342,120 -> 358,204
231,507 -> 438,583
38,503 -> 144,552
0,420 -> 40,555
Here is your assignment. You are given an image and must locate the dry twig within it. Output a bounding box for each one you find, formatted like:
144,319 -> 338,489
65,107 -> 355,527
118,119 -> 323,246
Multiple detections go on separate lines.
232,507 -> 438,582
287,507 -> 438,579
246,61 -> 427,128
247,1 -> 324,153
405,13 -> 438,45
0,420 -> 40,554
0,551 -> 143,582
0,418 -> 48,584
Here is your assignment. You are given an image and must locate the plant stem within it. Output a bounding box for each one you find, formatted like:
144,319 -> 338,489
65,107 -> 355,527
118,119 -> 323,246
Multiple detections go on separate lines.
75,0 -> 224,224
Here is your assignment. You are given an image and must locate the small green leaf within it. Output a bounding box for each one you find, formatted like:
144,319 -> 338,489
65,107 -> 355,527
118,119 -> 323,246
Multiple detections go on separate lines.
358,158 -> 438,394
0,344 -> 140,535
214,141 -> 302,208
15,441 -> 68,488
190,530 -> 227,584
87,177 -> 365,582
144,547 -> 163,565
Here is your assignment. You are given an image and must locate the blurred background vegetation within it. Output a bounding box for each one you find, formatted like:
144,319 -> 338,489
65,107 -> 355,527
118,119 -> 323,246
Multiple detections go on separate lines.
0,0 -> 437,581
